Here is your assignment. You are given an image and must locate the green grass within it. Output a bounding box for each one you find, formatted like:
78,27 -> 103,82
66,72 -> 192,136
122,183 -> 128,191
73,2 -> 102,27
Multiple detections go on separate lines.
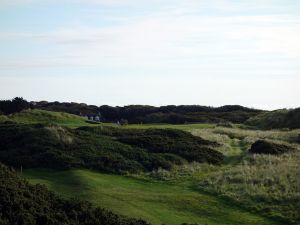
6,109 -> 93,127
190,127 -> 300,224
0,114 -> 11,123
124,123 -> 215,130
22,169 -> 280,225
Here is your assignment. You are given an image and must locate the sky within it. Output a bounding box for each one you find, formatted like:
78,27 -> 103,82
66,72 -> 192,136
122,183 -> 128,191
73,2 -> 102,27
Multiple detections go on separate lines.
0,0 -> 299,109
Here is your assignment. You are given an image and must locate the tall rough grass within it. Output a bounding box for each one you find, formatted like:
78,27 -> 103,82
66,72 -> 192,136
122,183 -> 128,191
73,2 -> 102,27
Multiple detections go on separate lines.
199,151 -> 300,224
211,127 -> 300,143
186,127 -> 300,224
149,162 -> 217,181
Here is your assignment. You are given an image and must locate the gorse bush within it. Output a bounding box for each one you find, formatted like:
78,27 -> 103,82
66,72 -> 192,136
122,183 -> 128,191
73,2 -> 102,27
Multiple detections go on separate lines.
0,124 -> 223,174
249,140 -> 295,155
0,163 -> 150,225
79,127 -> 224,165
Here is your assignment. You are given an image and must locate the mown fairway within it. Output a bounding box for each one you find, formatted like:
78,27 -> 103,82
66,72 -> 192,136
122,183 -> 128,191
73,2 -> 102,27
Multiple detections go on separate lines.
23,169 -> 279,225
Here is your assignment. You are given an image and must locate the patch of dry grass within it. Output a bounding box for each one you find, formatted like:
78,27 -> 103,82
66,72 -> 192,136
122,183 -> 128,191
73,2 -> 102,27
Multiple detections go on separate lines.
199,150 -> 300,224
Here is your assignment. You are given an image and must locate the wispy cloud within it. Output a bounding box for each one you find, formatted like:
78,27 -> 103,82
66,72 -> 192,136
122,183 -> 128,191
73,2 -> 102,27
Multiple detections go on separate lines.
1,13 -> 299,72
0,0 -> 299,108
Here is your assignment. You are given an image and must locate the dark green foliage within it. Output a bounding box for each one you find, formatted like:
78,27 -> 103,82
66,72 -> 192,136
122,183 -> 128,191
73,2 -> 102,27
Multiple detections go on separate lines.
285,108 -> 300,129
116,129 -> 223,164
249,140 -> 294,155
245,108 -> 300,129
79,127 -> 224,165
0,124 -> 223,174
33,100 -> 261,124
0,97 -> 31,115
0,163 -> 150,225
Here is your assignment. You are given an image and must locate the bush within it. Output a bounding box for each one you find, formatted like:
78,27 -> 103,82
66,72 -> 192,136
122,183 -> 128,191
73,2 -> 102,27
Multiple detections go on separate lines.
0,124 -> 224,174
249,140 -> 294,155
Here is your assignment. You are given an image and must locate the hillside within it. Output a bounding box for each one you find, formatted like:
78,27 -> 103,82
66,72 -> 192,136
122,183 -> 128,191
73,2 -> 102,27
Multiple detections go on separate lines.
0,124 -> 223,173
5,109 -> 93,127
22,168 -> 280,225
0,163 -> 149,225
245,108 -> 300,129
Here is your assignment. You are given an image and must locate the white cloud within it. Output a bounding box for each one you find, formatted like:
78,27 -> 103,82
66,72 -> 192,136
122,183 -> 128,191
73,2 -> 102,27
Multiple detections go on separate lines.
1,14 -> 299,72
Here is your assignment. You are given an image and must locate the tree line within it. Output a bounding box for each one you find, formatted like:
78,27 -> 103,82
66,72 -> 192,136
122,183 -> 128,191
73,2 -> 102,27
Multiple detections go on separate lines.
0,97 -> 262,124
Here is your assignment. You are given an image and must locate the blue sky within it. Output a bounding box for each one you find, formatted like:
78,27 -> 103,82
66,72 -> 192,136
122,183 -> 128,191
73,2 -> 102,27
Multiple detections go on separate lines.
0,0 -> 299,109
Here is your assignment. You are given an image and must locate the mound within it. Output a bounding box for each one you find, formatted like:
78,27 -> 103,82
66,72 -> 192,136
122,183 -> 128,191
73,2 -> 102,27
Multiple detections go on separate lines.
8,109 -> 89,126
245,108 -> 300,129
116,129 -> 223,164
0,124 -> 224,174
79,127 -> 224,165
0,163 -> 149,225
249,140 -> 294,155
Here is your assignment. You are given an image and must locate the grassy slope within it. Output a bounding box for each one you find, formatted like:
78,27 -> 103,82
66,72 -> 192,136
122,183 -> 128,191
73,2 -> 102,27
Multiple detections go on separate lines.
2,109 -> 215,130
22,169 -> 278,225
245,108 -> 300,129
7,109 -> 93,127
191,127 -> 300,224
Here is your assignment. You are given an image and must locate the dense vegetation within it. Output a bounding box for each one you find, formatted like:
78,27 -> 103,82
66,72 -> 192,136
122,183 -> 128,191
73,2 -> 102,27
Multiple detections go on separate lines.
0,163 -> 149,225
33,100 -> 261,124
245,108 -> 300,129
249,140 -> 295,155
0,97 -> 31,115
0,97 -> 264,124
193,127 -> 300,225
80,126 -> 223,164
0,124 -> 223,174
141,125 -> 300,224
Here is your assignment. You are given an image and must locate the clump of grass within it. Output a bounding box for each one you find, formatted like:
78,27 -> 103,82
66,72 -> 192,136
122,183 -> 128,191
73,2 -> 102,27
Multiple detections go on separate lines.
191,129 -> 235,156
149,162 -> 218,181
199,149 -> 300,224
212,127 -> 300,143
45,126 -> 74,144
0,114 -> 11,123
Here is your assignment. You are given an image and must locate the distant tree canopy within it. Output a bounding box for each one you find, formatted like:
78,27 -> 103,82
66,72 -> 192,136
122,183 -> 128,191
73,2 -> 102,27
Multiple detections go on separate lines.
30,100 -> 262,124
0,97 -> 265,124
0,97 -> 31,115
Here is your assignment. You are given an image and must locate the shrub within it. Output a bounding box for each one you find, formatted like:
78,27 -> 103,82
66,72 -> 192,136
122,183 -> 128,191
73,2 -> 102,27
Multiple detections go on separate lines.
0,124 -> 224,174
249,140 -> 294,155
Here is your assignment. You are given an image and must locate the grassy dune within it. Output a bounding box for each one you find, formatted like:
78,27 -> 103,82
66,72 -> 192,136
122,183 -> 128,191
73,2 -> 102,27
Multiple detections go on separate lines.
6,109 -> 93,127
22,169 -> 279,225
